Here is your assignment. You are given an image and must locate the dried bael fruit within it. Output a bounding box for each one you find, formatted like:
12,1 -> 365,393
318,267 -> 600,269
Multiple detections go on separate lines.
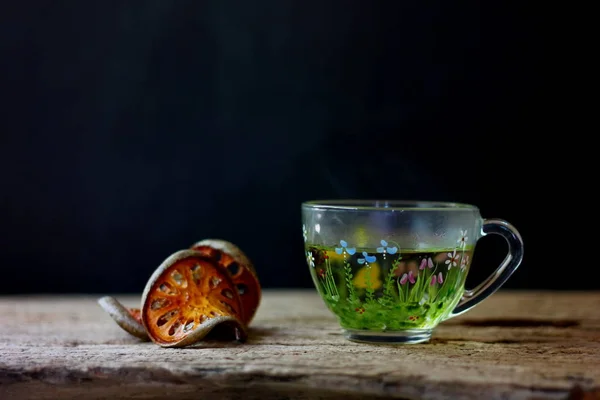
97,296 -> 149,340
141,249 -> 247,348
191,239 -> 261,325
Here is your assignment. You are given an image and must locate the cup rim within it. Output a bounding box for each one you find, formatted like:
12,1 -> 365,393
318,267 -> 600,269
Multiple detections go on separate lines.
301,199 -> 479,212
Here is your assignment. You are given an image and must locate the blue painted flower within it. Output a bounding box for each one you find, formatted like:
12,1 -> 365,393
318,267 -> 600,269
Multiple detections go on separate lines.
357,251 -> 377,264
376,240 -> 398,255
335,240 -> 356,255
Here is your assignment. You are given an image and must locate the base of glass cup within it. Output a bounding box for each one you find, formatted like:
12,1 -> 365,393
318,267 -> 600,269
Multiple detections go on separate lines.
343,328 -> 432,344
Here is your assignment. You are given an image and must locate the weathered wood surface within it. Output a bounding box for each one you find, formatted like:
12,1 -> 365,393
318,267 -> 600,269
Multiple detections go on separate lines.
0,290 -> 599,400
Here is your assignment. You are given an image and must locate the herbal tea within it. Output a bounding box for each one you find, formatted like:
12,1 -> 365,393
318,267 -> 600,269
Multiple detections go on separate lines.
306,240 -> 473,331
302,201 -> 523,344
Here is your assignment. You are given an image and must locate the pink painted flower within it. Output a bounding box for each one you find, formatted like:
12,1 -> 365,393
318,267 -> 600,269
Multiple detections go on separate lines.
431,273 -> 444,285
408,270 -> 416,284
460,254 -> 470,271
400,273 -> 408,285
400,271 -> 417,285
419,258 -> 435,270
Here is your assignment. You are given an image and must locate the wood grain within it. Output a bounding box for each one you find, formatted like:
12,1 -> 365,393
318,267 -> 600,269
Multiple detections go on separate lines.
1,290 -> 599,400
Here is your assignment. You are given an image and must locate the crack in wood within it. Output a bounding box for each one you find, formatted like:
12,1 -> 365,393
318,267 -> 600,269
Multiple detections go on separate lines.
458,318 -> 580,328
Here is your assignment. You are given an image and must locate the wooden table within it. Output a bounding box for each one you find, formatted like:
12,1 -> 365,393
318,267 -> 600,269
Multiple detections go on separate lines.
0,290 -> 599,400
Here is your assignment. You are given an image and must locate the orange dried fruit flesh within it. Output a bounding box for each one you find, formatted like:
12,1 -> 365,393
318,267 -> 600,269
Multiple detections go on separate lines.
97,296 -> 149,340
141,249 -> 247,348
191,239 -> 261,325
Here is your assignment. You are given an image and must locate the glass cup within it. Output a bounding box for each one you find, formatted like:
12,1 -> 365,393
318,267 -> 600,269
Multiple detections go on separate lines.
301,200 -> 523,344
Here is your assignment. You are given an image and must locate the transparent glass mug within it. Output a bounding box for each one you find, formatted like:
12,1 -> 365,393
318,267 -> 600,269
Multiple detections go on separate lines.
301,200 -> 523,344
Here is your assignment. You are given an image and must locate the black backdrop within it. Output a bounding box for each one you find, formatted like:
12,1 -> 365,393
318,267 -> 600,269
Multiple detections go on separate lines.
1,2 -> 570,294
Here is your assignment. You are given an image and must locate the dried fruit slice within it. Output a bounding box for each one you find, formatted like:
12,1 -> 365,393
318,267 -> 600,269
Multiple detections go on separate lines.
97,296 -> 149,340
190,239 -> 261,325
141,249 -> 247,348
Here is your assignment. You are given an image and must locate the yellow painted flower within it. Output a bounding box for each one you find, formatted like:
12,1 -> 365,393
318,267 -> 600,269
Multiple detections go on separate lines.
327,250 -> 347,264
353,263 -> 382,290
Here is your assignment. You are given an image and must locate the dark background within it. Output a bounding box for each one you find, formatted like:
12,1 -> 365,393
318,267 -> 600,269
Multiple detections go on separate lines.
1,2 -> 573,294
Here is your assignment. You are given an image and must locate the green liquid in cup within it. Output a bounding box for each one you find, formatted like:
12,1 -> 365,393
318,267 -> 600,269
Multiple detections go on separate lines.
306,245 -> 473,331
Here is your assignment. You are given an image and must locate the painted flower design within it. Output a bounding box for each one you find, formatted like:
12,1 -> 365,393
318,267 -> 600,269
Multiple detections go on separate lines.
430,272 -> 444,285
376,240 -> 398,255
445,250 -> 460,270
419,257 -> 434,270
460,254 -> 470,271
400,270 -> 416,285
302,224 -> 308,242
335,240 -> 356,255
306,251 -> 315,268
457,229 -> 468,248
357,251 -> 377,265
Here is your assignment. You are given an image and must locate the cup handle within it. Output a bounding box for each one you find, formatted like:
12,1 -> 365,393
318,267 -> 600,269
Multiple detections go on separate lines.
447,218 -> 524,319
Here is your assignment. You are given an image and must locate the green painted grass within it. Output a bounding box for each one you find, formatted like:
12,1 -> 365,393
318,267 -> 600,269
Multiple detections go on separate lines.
307,246 -> 471,331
